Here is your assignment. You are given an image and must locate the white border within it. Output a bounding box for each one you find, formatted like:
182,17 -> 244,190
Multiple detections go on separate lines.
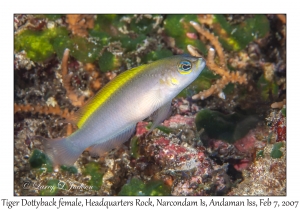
2,0 -> 298,209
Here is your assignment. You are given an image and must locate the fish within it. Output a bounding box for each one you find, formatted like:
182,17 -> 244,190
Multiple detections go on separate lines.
40,49 -> 206,167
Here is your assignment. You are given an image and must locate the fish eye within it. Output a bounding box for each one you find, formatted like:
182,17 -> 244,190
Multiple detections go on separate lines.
178,60 -> 192,74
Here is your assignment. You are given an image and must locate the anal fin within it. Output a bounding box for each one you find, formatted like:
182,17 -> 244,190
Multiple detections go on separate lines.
88,124 -> 136,157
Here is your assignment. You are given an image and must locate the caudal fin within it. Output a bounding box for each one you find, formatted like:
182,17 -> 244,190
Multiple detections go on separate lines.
35,136 -> 82,167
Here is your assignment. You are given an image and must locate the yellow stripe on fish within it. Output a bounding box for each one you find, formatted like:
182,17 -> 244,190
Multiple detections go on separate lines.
40,49 -> 206,167
76,64 -> 147,128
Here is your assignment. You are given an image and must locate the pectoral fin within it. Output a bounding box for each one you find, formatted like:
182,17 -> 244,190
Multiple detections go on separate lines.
147,101 -> 172,134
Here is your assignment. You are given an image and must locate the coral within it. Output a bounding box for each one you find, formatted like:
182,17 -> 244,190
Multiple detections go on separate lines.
100,151 -> 131,195
271,99 -> 286,109
163,114 -> 195,128
204,129 -> 265,172
187,21 -> 248,100
84,63 -> 102,92
276,14 -> 286,24
148,137 -> 232,195
135,121 -> 149,137
228,142 -> 286,196
14,51 -> 36,70
14,47 -> 101,136
14,14 -> 286,196
66,15 -> 95,37
197,14 -> 213,25
267,109 -> 286,142
61,49 -> 86,107
211,15 -> 269,51
14,15 -> 48,35
164,15 -> 207,54
14,103 -> 74,120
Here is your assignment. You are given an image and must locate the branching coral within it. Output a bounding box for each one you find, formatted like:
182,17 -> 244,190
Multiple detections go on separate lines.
187,21 -> 248,100
61,49 -> 86,107
84,63 -> 102,92
14,103 -> 73,120
13,14 -> 286,196
271,99 -> 286,109
197,14 -> 213,26
276,14 -> 286,24
14,47 -> 104,126
66,14 -> 95,37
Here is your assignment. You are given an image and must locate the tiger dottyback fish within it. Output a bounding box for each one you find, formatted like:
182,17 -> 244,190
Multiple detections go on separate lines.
41,49 -> 206,167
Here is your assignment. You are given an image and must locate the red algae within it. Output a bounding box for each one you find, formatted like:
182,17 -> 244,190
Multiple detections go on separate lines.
234,130 -> 257,153
272,115 -> 286,142
163,114 -> 195,128
135,121 -> 149,137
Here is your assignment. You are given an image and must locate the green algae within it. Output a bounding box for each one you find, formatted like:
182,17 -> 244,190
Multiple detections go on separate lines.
83,162 -> 104,190
98,51 -> 120,72
177,38 -> 206,55
88,31 -> 111,46
39,179 -> 61,196
52,35 -> 72,59
256,150 -> 264,159
92,15 -> 161,54
267,133 -> 273,144
15,21 -> 102,63
177,67 -> 220,98
130,136 -> 139,158
129,16 -> 155,35
257,75 -> 279,101
29,149 -> 53,172
156,125 -> 173,134
164,15 -> 197,37
142,48 -> 173,63
29,149 -> 47,168
118,177 -> 171,196
195,109 -> 259,143
60,165 -> 78,174
93,14 -> 118,35
281,107 -> 286,117
44,14 -> 63,21
146,122 -> 174,134
29,149 -> 77,174
271,142 -> 284,159
120,34 -> 147,52
223,83 -> 235,95
34,14 -> 63,21
15,31 -> 53,62
164,14 -> 206,54
69,36 -> 101,63
212,15 -> 269,51
14,14 -> 168,69
15,27 -> 69,62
